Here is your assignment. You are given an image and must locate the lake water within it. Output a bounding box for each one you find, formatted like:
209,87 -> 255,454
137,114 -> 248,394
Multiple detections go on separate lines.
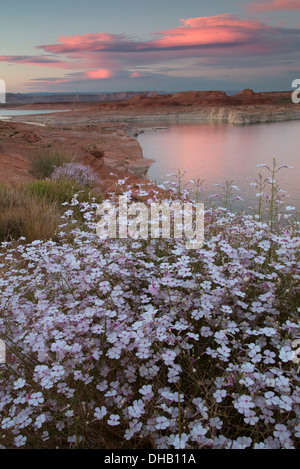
0,109 -> 68,119
138,120 -> 300,212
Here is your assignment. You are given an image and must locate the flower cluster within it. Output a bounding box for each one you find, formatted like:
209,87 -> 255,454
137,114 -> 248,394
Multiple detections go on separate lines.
0,182 -> 299,449
51,163 -> 101,188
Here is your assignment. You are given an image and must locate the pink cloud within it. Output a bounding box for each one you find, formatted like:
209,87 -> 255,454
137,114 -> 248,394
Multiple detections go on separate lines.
2,14 -> 300,90
130,72 -> 145,78
38,33 -> 128,54
85,69 -> 113,79
35,14 -> 279,63
248,0 -> 300,12
149,15 -> 265,49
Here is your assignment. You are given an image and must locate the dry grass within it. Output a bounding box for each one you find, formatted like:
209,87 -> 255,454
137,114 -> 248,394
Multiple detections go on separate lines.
21,197 -> 62,242
0,184 -> 62,243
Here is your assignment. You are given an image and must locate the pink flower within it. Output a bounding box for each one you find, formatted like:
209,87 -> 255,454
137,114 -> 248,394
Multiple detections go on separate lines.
148,283 -> 159,295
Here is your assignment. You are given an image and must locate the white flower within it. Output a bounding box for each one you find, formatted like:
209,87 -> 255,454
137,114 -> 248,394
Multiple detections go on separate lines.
128,400 -> 145,419
279,395 -> 293,411
161,349 -> 177,366
168,433 -> 189,449
254,442 -> 266,449
107,414 -> 120,426
264,391 -> 280,406
28,392 -> 44,406
209,417 -> 223,430
244,410 -> 259,426
234,395 -> 255,414
94,406 -> 107,420
213,389 -> 227,403
35,414 -> 46,429
14,435 -> 27,447
14,378 -> 26,389
273,424 -> 291,442
190,422 -> 208,440
155,416 -> 171,430
1,418 -> 13,429
139,385 -> 154,400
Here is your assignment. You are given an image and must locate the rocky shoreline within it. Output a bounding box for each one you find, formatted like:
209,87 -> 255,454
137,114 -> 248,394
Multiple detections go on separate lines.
83,106 -> 300,126
0,89 -> 299,191
0,118 -> 155,193
5,103 -> 300,127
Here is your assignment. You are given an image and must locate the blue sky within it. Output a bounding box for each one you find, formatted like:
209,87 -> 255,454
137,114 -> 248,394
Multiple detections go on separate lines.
0,0 -> 300,92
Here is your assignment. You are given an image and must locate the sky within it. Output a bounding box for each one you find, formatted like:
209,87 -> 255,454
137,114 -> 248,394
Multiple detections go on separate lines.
0,0 -> 300,93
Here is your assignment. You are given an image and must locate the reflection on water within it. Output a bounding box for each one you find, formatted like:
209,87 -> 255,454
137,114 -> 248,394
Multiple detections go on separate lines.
138,120 -> 300,211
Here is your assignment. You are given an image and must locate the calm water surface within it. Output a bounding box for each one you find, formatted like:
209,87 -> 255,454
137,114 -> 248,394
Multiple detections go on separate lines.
0,109 -> 68,119
138,120 -> 300,211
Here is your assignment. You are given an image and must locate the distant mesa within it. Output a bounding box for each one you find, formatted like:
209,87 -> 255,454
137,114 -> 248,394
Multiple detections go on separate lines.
1,89 -> 292,108
121,89 -> 274,107
234,88 -> 255,96
3,91 -> 159,105
231,89 -> 272,105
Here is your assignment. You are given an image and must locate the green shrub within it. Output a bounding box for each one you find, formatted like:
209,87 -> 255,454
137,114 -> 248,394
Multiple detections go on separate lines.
29,148 -> 75,179
23,179 -> 102,205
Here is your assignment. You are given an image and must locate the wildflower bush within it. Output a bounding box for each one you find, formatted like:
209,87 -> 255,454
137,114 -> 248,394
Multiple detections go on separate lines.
0,179 -> 299,449
51,163 -> 101,189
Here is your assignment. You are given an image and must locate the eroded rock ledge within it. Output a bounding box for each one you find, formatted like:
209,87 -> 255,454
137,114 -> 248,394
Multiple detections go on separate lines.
0,120 -> 154,191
